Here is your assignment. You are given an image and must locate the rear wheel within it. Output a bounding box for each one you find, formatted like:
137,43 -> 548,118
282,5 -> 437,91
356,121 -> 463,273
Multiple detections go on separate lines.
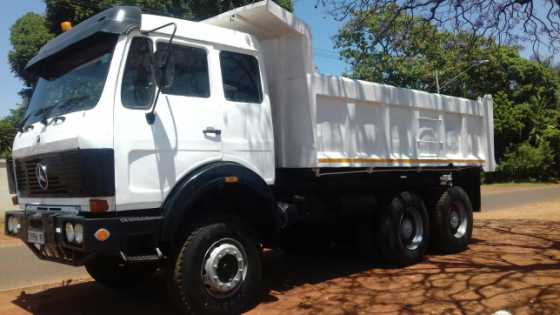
431,186 -> 473,253
166,214 -> 262,315
85,256 -> 157,289
375,191 -> 430,266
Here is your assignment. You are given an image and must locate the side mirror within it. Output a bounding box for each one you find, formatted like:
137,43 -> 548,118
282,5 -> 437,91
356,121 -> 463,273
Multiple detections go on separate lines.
154,49 -> 175,89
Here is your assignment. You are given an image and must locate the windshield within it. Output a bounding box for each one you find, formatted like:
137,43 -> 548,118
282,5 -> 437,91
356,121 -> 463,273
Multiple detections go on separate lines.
23,35 -> 117,126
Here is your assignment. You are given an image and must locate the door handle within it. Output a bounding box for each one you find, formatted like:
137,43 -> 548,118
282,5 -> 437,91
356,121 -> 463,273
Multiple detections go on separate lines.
203,127 -> 222,136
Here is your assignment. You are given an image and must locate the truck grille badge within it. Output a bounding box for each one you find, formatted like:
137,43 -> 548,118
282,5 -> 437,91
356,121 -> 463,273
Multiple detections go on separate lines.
35,161 -> 49,191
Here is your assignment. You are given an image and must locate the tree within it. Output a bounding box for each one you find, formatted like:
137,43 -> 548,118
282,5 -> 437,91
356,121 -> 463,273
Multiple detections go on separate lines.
8,13 -> 54,87
10,0 -> 294,86
319,0 -> 560,57
0,105 -> 25,158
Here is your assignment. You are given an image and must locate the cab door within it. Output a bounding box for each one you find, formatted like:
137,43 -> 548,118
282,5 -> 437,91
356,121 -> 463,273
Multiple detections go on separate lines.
217,49 -> 275,183
113,35 -> 222,210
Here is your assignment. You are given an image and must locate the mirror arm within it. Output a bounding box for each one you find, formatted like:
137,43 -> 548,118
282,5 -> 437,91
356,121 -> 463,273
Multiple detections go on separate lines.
141,22 -> 177,125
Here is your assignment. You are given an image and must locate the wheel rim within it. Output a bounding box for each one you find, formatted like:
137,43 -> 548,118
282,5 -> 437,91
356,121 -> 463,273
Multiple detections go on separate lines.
201,238 -> 248,298
399,207 -> 424,251
450,201 -> 468,239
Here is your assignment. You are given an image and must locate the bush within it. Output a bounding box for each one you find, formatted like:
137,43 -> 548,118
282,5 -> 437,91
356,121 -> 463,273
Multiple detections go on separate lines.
495,141 -> 555,181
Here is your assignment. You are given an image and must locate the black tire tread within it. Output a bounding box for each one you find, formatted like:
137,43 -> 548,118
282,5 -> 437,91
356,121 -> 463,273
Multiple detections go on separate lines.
167,213 -> 261,315
431,186 -> 473,254
375,191 -> 430,267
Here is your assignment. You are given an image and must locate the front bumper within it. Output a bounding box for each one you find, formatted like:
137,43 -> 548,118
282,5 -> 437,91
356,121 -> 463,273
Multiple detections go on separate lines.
4,210 -> 162,266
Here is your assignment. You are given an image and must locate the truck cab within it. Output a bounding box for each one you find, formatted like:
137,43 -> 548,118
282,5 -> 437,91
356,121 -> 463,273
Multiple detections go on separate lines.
11,6 -> 275,214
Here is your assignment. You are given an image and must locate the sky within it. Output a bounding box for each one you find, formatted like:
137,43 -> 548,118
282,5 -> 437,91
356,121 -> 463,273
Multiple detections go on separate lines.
0,1 -> 45,118
0,0 -> 348,118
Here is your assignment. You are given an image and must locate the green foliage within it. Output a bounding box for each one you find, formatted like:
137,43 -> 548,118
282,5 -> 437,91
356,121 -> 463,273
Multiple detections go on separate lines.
8,13 -> 54,87
336,8 -> 560,181
496,141 -> 555,181
0,106 -> 25,158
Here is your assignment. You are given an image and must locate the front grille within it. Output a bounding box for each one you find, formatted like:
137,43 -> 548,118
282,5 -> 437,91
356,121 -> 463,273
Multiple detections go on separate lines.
16,151 -> 81,196
15,149 -> 115,198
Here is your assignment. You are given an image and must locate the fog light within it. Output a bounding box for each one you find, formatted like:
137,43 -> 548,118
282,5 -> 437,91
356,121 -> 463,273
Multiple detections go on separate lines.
7,217 -> 15,234
74,224 -> 84,245
12,216 -> 20,233
65,222 -> 75,243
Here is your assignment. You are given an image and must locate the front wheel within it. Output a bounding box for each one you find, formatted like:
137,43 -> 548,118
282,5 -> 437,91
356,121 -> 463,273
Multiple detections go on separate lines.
167,214 -> 262,315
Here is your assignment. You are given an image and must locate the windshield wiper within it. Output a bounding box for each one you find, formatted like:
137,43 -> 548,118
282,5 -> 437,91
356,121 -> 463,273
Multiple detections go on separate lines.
38,95 -> 89,126
17,112 -> 35,133
16,105 -> 56,131
38,104 -> 60,126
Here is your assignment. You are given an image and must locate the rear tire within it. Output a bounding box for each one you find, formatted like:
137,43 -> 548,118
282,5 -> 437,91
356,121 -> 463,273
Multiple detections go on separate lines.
85,256 -> 157,289
375,191 -> 430,266
166,214 -> 262,315
431,186 -> 473,253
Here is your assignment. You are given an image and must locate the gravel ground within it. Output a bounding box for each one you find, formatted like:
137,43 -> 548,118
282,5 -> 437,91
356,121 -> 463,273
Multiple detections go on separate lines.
0,186 -> 559,314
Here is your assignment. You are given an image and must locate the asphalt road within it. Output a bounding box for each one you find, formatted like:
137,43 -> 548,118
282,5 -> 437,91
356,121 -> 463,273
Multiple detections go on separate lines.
482,185 -> 560,211
0,185 -> 558,292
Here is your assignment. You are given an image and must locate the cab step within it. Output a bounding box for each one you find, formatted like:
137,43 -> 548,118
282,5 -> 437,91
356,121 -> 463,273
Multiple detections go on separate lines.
120,248 -> 165,263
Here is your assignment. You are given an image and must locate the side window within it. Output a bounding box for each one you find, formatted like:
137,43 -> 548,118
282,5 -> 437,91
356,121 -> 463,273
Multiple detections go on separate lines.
121,37 -> 156,109
220,51 -> 263,103
157,43 -> 210,98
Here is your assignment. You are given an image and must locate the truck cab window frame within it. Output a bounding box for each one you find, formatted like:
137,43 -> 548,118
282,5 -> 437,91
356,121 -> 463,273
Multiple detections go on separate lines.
219,51 -> 263,104
156,42 -> 211,99
121,37 -> 156,109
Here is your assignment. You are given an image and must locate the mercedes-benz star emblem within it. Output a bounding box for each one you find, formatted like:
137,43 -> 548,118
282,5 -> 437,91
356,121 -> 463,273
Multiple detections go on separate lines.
35,161 -> 48,191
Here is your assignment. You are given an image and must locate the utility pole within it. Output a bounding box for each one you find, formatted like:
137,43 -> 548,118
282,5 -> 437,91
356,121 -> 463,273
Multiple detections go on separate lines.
436,60 -> 489,94
435,70 -> 440,94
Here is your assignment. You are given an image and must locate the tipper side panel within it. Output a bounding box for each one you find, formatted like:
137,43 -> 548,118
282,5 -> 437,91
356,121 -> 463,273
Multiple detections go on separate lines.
310,75 -> 496,171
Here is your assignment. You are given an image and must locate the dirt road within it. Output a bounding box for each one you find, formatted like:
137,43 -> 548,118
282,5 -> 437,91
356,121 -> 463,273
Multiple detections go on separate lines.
0,184 -> 559,314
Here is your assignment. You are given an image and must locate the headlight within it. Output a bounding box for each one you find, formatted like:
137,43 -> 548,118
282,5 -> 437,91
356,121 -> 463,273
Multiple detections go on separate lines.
74,224 -> 84,245
65,222 -> 75,243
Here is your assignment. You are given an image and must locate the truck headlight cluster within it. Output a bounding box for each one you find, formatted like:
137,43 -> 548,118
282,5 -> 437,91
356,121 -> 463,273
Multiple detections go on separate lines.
7,216 -> 21,234
65,222 -> 84,245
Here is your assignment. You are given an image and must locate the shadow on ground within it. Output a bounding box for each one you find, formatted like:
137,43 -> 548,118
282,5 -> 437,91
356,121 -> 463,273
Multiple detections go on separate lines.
9,220 -> 560,315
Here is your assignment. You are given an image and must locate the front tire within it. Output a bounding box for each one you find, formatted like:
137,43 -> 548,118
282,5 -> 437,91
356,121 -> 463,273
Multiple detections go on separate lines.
375,191 -> 430,266
167,214 -> 262,315
430,186 -> 474,253
85,256 -> 157,289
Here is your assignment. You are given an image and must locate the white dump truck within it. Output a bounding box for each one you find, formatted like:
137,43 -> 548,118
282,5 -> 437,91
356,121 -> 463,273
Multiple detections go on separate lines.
5,1 -> 495,314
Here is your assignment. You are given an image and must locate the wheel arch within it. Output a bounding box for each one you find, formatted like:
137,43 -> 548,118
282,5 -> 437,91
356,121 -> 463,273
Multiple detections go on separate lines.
160,161 -> 280,244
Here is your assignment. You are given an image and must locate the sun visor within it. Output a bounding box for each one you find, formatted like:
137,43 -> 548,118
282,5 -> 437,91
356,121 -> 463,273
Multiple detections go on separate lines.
25,6 -> 142,72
